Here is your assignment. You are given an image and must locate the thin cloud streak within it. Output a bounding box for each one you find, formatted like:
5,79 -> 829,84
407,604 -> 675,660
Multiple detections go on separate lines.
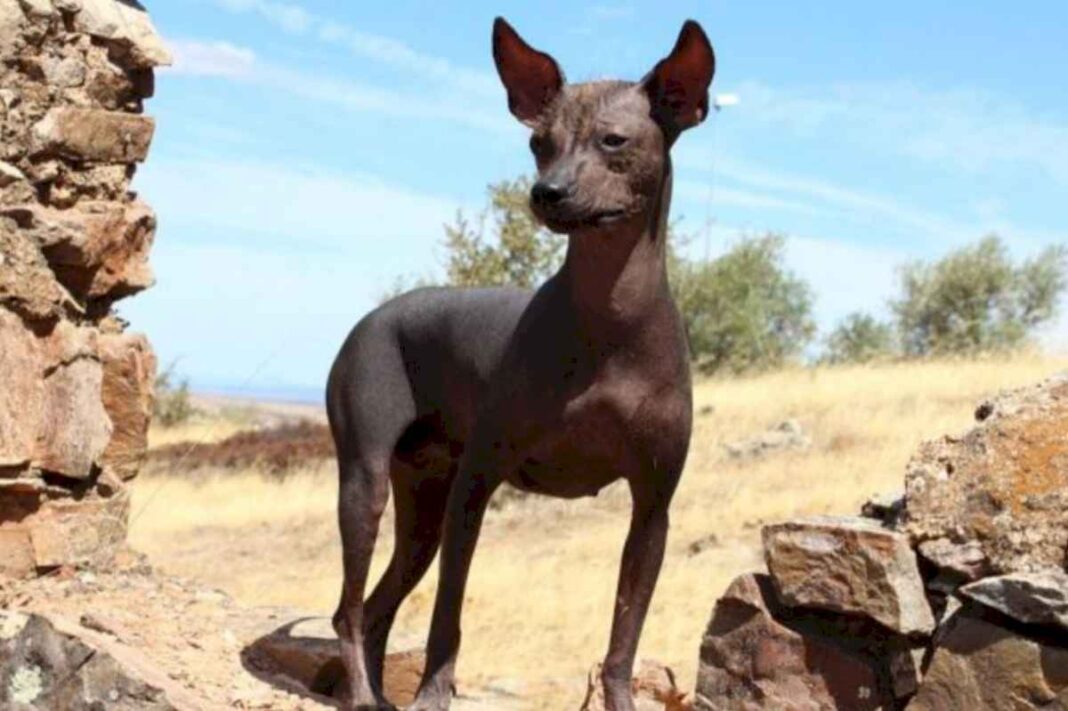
213,0 -> 499,98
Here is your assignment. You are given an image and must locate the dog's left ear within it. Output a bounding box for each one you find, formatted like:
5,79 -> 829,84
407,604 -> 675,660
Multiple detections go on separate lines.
493,17 -> 565,126
642,20 -> 716,139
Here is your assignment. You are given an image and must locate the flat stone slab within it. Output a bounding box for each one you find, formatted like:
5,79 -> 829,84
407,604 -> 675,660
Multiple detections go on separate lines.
763,516 -> 935,635
32,108 -> 156,163
959,570 -> 1068,632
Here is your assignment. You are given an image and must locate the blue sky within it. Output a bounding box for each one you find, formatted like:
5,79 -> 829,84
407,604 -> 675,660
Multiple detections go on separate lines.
122,0 -> 1068,398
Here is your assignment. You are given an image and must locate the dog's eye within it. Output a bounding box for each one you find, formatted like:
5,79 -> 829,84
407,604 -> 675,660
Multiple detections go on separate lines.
529,134 -> 548,156
601,133 -> 628,149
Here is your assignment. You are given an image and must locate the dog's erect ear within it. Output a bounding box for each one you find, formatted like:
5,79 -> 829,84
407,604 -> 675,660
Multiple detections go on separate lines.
642,20 -> 716,138
492,17 -> 564,126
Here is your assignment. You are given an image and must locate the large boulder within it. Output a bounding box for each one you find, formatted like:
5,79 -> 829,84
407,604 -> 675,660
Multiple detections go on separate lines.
695,573 -> 892,711
906,610 -> 1068,710
763,516 -> 935,635
900,374 -> 1068,575
0,610 -> 183,709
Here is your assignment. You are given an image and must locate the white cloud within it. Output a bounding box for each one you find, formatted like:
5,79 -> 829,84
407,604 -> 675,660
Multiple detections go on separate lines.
166,39 -> 256,78
161,38 -> 514,133
212,0 -> 498,98
733,79 -> 1068,187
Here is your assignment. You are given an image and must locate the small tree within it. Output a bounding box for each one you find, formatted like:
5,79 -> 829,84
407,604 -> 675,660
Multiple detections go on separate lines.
443,177 -> 565,289
673,234 -> 816,374
893,236 -> 1067,356
153,363 -> 196,427
821,312 -> 896,365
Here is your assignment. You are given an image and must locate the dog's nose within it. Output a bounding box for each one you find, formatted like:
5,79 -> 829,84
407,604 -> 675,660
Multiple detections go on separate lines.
531,181 -> 569,207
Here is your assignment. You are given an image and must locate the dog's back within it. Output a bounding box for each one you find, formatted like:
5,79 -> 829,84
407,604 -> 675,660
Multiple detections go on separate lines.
326,285 -> 531,458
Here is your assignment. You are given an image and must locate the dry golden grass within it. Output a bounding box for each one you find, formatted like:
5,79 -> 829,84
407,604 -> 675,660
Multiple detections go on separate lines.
129,353 -> 1068,708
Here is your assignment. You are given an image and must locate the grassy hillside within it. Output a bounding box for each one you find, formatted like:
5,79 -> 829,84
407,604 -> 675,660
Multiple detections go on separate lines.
128,353 -> 1068,708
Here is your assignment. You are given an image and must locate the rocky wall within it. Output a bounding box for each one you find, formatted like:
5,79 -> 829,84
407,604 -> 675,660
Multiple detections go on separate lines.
0,0 -> 166,577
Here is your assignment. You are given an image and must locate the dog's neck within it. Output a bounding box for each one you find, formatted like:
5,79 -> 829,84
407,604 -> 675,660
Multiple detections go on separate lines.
559,160 -> 673,338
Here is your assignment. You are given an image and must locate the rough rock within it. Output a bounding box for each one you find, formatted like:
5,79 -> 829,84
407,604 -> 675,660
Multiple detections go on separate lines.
17,0 -> 54,19
763,516 -> 935,635
0,486 -> 130,572
5,201 -> 157,301
32,108 -> 156,163
0,0 -> 24,57
959,571 -> 1068,632
906,611 -> 1068,710
0,160 -> 25,186
72,0 -> 172,67
724,419 -> 811,460
0,610 -> 182,709
695,573 -> 892,711
0,312 -> 112,479
98,331 -> 156,479
916,537 -> 991,592
900,373 -> 1068,574
581,660 -> 690,711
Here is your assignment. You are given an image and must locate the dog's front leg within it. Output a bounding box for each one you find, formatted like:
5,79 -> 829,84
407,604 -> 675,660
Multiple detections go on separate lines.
601,484 -> 673,711
409,455 -> 503,711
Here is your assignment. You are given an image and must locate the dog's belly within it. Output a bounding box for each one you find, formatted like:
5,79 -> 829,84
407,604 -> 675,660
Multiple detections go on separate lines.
506,401 -> 631,498
510,449 -> 621,498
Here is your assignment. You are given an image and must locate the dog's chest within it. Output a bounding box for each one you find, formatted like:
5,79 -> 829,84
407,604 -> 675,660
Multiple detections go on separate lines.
506,382 -> 646,498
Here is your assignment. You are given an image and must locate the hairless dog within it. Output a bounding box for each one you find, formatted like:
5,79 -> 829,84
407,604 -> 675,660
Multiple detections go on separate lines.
326,17 -> 715,711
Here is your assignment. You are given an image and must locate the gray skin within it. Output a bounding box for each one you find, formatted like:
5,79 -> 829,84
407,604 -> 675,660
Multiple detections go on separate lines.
326,17 -> 715,711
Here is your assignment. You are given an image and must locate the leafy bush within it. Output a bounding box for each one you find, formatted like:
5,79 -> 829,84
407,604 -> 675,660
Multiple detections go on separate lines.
672,234 -> 816,374
892,236 -> 1067,356
821,312 -> 896,365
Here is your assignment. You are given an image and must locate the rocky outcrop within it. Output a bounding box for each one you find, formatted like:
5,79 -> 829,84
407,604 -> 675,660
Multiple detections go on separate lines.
695,374 -> 1068,710
901,373 -> 1068,575
0,0 -> 165,577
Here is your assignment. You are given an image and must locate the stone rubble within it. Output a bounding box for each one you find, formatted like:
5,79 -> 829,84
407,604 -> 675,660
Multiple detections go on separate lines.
695,374 -> 1068,709
0,0 -> 164,576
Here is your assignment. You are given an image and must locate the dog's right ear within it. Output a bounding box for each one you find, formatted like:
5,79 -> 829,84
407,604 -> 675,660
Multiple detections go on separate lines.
492,17 -> 564,126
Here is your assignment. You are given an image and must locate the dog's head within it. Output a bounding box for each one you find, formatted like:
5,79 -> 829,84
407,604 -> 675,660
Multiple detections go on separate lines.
492,18 -> 715,234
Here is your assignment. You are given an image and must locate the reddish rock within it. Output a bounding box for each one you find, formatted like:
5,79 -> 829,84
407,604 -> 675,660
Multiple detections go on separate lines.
695,573 -> 891,711
0,218 -> 69,321
0,313 -> 111,479
31,107 -> 156,163
582,660 -> 691,711
6,201 -> 156,301
99,332 -> 156,479
763,516 -> 935,635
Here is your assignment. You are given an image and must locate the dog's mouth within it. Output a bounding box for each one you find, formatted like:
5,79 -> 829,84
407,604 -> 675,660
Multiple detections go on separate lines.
538,208 -> 628,232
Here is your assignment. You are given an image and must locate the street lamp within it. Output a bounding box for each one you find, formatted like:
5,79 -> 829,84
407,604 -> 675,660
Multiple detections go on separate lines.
704,93 -> 740,261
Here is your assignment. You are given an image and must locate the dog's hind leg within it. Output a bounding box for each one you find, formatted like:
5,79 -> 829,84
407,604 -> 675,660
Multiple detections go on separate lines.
362,458 -> 450,696
328,322 -> 416,710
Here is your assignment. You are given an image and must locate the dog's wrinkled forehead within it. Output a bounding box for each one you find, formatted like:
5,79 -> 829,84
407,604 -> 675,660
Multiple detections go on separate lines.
536,81 -> 648,136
